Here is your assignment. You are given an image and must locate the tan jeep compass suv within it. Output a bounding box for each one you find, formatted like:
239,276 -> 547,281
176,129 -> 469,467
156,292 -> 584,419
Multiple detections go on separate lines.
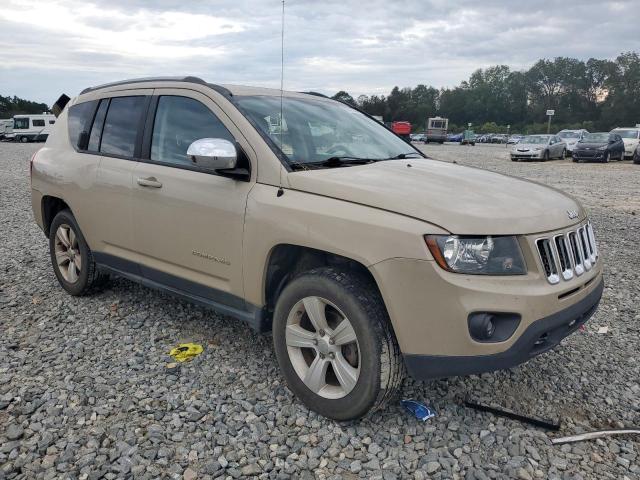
31,77 -> 604,420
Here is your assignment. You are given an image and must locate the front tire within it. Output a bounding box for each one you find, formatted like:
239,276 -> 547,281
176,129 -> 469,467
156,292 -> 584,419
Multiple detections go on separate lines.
49,210 -> 107,296
542,150 -> 549,162
602,152 -> 609,163
273,268 -> 404,420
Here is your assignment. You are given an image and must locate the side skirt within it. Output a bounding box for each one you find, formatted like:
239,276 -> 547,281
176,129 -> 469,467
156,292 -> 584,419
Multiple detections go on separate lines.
94,252 -> 269,332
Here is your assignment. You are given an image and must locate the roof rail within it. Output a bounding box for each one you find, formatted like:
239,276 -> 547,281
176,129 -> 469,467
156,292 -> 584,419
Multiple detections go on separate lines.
80,76 -> 207,95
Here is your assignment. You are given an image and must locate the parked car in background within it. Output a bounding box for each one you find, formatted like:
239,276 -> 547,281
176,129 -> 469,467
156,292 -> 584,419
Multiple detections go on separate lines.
461,130 -> 476,145
410,133 -> 426,142
0,119 -> 13,140
610,127 -> 640,159
490,134 -> 508,144
507,134 -> 524,144
572,132 -> 625,163
30,77 -> 603,420
447,132 -> 463,142
12,113 -> 56,142
391,121 -> 412,140
557,129 -> 588,156
425,116 -> 448,143
510,135 -> 566,161
633,143 -> 640,164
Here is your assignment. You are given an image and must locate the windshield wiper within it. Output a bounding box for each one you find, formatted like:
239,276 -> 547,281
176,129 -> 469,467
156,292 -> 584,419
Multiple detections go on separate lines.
383,152 -> 423,160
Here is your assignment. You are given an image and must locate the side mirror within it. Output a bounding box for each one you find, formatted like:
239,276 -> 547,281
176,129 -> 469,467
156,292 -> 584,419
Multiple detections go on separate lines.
187,138 -> 237,172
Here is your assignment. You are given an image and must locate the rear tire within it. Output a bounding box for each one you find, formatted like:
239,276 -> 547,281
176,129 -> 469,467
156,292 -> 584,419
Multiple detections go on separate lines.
49,210 -> 108,296
20,136 -> 28,143
272,268 -> 404,420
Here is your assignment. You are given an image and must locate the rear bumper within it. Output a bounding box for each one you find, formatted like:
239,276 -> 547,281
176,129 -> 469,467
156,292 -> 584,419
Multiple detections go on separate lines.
404,278 -> 603,380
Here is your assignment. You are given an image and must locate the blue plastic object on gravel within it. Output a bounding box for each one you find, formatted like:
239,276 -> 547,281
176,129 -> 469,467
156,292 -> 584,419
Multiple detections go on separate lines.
401,399 -> 436,421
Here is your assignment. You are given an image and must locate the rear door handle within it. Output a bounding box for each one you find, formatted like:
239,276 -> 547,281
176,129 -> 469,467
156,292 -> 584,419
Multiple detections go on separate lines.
136,177 -> 162,188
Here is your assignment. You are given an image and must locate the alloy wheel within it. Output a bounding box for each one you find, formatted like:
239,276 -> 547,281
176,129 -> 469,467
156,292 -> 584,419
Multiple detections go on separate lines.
285,296 -> 361,399
54,224 -> 82,283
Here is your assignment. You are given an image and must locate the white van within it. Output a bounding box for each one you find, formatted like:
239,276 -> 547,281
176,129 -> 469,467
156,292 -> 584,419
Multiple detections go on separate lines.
610,127 -> 640,159
12,113 -> 56,142
0,119 -> 13,140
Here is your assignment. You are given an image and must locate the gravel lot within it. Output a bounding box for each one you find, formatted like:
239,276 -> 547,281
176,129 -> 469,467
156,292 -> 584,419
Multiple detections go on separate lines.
1,141 -> 639,480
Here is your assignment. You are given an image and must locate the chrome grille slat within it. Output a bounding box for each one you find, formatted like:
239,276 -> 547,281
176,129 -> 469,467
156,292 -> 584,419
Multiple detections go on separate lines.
537,222 -> 597,284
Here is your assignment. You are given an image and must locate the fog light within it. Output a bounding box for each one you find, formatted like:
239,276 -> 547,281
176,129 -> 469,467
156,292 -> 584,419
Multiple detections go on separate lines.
469,313 -> 495,341
467,312 -> 521,343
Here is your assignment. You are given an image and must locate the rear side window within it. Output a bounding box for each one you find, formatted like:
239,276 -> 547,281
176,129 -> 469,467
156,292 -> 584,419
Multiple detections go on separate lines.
32,119 -> 45,127
68,101 -> 98,149
100,96 -> 146,158
150,96 -> 234,167
88,99 -> 109,152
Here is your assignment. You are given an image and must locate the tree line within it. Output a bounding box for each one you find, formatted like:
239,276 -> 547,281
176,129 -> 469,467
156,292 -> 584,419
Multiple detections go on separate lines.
0,95 -> 49,119
332,52 -> 640,134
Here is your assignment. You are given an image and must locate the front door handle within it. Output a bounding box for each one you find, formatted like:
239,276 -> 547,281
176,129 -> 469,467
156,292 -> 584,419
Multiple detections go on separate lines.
137,177 -> 162,188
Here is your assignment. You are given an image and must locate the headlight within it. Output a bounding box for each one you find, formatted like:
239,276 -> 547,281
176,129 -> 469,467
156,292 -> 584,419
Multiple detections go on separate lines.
534,147 -> 542,151
597,145 -> 607,151
425,235 -> 526,275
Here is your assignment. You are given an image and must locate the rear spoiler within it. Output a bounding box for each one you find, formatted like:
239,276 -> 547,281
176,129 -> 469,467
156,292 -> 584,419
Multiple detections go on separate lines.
51,94 -> 71,118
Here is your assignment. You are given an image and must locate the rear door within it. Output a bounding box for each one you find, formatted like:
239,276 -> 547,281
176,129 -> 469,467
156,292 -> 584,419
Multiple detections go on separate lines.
130,89 -> 255,308
90,90 -> 153,268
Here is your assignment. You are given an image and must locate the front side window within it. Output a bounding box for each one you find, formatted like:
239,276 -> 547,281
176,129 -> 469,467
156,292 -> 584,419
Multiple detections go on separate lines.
100,96 -> 146,157
151,96 -> 234,167
67,100 -> 98,149
13,118 -> 29,129
235,96 -> 417,166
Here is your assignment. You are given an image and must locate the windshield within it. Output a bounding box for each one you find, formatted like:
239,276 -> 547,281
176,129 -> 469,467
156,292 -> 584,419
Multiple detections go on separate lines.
558,131 -> 580,139
583,133 -> 609,142
235,95 -> 418,165
14,118 -> 29,129
613,129 -> 639,139
521,135 -> 549,144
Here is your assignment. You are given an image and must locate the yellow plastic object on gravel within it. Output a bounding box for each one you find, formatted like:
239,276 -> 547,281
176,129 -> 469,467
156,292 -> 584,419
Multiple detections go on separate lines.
168,343 -> 204,362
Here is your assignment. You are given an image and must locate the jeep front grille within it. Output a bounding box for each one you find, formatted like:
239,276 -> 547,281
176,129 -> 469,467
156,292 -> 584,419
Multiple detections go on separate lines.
536,222 -> 598,284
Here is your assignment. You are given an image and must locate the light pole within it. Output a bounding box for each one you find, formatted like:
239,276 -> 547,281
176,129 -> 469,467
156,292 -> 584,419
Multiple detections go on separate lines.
506,124 -> 510,148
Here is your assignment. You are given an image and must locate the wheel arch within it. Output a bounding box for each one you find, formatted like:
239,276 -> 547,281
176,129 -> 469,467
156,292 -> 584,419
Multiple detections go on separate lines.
262,244 -> 384,327
41,195 -> 71,236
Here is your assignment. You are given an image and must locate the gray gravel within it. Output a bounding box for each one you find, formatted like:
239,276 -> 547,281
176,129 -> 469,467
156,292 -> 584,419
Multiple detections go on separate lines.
1,141 -> 639,479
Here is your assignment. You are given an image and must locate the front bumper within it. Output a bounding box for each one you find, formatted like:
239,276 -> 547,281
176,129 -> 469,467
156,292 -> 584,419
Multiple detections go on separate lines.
573,150 -> 605,161
511,151 -> 543,160
403,279 -> 603,379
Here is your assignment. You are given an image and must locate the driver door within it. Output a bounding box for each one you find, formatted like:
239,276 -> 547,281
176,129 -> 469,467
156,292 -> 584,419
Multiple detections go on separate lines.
131,89 -> 255,307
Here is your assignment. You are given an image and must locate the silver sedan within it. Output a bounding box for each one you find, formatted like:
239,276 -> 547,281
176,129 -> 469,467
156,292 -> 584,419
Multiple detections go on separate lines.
510,134 -> 567,161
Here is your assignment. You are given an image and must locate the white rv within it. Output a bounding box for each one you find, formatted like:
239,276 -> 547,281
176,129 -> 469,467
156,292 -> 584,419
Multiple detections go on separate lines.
0,119 -> 13,140
12,113 -> 56,142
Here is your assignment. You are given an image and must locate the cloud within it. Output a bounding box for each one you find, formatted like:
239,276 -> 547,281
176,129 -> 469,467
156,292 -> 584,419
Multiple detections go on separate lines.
0,0 -> 637,105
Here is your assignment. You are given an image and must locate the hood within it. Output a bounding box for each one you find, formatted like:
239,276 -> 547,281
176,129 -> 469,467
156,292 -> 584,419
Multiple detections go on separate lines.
287,159 -> 585,235
575,142 -> 607,149
513,143 -> 545,151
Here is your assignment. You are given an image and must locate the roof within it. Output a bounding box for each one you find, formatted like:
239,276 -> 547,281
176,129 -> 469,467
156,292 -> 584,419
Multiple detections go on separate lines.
78,76 -> 332,100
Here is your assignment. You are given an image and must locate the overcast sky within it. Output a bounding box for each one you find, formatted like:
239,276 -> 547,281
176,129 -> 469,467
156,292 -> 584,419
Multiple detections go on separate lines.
0,0 -> 637,105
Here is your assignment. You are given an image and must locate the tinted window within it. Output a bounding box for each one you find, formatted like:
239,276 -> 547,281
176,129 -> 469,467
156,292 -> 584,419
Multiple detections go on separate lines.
151,96 -> 234,167
68,101 -> 98,149
100,96 -> 146,158
88,99 -> 109,152
32,119 -> 45,127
